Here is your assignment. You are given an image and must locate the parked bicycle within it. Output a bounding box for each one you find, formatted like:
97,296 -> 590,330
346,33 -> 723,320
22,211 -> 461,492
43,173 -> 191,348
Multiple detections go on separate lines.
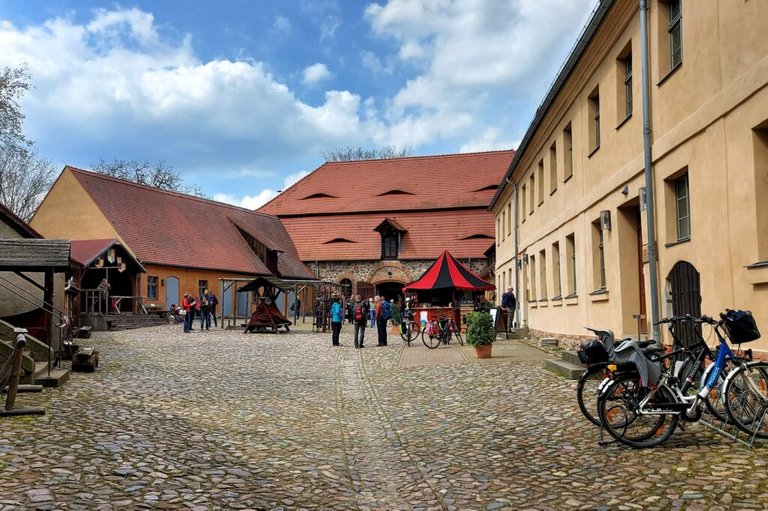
421,310 -> 464,349
399,308 -> 420,346
596,310 -> 768,448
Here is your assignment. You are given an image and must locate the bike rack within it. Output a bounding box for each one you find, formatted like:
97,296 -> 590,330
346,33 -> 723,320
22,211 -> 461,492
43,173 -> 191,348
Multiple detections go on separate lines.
698,406 -> 767,449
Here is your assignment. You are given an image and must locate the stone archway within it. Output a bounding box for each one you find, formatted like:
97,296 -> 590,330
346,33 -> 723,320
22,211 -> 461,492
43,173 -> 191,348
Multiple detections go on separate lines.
367,262 -> 413,285
335,272 -> 356,298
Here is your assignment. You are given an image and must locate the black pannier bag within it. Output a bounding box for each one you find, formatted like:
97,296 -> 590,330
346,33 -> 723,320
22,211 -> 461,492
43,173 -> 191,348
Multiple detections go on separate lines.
577,339 -> 609,364
722,309 -> 761,344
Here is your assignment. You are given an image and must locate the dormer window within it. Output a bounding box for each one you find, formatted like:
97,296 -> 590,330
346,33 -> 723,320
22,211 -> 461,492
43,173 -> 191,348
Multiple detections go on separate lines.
374,218 -> 407,261
382,231 -> 399,260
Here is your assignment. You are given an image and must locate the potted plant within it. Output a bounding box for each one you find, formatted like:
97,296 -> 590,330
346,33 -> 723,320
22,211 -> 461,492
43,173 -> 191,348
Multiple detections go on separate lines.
465,311 -> 495,358
389,302 -> 401,334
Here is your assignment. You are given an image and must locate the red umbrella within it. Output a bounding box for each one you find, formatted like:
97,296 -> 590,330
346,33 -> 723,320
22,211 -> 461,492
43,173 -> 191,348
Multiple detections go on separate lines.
403,250 -> 495,292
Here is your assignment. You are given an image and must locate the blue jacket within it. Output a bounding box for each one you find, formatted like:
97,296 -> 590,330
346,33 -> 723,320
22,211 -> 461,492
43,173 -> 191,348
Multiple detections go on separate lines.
331,301 -> 343,323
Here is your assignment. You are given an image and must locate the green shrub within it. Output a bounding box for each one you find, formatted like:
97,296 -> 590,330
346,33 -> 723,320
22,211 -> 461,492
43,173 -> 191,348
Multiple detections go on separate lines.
391,303 -> 401,325
465,312 -> 495,345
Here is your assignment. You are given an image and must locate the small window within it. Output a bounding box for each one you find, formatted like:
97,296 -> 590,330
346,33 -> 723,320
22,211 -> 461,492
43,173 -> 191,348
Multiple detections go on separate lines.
552,242 -> 561,297
539,249 -> 547,299
549,143 -> 557,194
529,254 -> 537,301
566,233 -> 577,295
668,0 -> 682,68
537,159 -> 544,206
502,211 -> 506,242
617,43 -> 633,123
497,218 -> 501,245
382,232 -> 399,260
198,280 -> 208,297
563,123 -> 573,180
507,202 -> 512,236
529,174 -> 535,214
753,124 -> 768,259
588,87 -> 601,153
147,276 -> 158,300
521,184 -> 527,222
592,221 -> 606,290
674,173 -> 690,240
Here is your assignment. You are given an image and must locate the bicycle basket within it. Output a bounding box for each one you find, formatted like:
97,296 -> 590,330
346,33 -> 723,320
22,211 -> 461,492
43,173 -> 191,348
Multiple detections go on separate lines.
722,309 -> 761,344
577,339 -> 609,364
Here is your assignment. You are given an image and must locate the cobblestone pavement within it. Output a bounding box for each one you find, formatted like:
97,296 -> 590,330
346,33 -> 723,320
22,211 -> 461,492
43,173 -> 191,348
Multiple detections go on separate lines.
1,326 -> 766,511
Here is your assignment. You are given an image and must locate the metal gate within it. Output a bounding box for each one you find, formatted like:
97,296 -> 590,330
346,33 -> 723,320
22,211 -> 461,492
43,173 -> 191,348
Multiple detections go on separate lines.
667,261 -> 702,347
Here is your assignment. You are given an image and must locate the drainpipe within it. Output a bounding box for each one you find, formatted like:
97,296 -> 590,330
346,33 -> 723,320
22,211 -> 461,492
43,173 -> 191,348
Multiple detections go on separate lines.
640,0 -> 661,341
505,176 -> 520,329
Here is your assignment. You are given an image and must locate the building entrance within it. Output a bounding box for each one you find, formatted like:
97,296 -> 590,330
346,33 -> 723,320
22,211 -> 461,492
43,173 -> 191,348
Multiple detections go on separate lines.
376,281 -> 404,303
667,261 -> 702,347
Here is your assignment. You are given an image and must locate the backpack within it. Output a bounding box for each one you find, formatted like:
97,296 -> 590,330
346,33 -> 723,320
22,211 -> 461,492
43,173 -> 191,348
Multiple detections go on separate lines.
382,301 -> 392,320
354,303 -> 364,321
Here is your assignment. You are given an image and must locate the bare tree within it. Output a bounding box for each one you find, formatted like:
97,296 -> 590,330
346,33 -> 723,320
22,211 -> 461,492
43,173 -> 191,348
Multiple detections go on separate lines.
0,145 -> 55,221
92,159 -> 209,199
322,145 -> 413,162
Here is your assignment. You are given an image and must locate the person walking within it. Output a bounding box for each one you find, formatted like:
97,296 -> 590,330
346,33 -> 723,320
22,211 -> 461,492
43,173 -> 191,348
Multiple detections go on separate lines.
200,289 -> 212,331
182,292 -> 196,333
369,297 -> 376,327
351,294 -> 369,348
501,287 -> 517,332
293,297 -> 302,322
208,292 -> 218,328
330,294 -> 343,346
376,296 -> 388,346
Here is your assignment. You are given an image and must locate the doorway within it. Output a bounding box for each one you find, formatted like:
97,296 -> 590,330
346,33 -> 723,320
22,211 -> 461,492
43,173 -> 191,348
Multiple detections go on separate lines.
618,202 -> 647,336
165,276 -> 179,310
376,281 -> 404,303
666,261 -> 702,346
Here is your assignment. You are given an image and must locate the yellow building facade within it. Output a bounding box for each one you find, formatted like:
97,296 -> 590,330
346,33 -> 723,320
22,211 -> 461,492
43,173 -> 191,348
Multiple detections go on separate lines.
491,0 -> 768,352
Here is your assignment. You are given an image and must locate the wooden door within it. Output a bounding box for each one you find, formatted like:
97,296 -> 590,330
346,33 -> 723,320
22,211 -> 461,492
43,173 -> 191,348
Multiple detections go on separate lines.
667,261 -> 701,347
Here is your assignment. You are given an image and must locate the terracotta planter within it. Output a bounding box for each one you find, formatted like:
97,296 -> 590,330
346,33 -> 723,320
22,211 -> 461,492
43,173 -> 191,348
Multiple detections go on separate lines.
473,344 -> 493,359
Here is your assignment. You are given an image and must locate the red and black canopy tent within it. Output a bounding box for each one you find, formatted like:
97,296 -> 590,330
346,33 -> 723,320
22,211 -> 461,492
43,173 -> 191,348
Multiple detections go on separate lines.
403,251 -> 494,305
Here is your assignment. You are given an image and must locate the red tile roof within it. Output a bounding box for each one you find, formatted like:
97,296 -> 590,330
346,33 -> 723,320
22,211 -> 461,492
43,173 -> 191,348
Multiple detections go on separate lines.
69,238 -> 145,272
279,209 -> 496,261
259,150 -> 514,216
66,167 -> 315,279
259,150 -> 513,261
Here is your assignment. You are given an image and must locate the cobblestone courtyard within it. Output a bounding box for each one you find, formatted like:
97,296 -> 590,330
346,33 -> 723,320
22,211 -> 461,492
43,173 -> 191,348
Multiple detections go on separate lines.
1,326 -> 766,510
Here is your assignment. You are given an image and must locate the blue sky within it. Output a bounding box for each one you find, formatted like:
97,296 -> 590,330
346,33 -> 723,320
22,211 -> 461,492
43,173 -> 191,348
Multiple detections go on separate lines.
0,0 -> 597,208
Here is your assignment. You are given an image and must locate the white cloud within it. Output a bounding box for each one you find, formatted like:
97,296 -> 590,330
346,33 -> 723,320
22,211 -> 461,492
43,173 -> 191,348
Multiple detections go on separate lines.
302,63 -> 332,86
272,16 -> 292,36
459,128 -> 516,153
214,190 -> 278,210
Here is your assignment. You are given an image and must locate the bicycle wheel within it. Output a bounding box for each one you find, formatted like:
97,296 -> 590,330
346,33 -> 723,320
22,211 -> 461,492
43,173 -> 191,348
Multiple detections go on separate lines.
598,372 -> 679,448
697,360 -> 732,423
577,363 -> 610,426
454,325 -> 464,346
399,323 -> 411,343
421,325 -> 441,349
407,321 -> 420,342
723,361 -> 768,439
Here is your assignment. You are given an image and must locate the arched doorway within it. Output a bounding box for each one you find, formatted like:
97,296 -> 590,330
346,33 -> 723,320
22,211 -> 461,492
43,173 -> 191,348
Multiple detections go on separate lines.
340,278 -> 353,299
376,281 -> 404,304
666,261 -> 701,346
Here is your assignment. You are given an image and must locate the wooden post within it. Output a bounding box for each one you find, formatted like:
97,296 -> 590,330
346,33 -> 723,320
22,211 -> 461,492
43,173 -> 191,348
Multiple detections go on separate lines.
0,329 -> 45,417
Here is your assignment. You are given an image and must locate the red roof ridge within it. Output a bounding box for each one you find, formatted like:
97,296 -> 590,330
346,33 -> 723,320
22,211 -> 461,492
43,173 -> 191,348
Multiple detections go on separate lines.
65,165 -> 276,217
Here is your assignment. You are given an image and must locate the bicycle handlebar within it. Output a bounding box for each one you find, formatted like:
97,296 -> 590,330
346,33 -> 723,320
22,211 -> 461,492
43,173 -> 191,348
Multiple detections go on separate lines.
654,314 -> 716,326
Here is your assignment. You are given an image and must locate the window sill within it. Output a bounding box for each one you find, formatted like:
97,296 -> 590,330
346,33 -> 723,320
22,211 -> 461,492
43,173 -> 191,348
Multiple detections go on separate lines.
537,201 -> 544,207
564,292 -> 578,306
616,113 -> 632,130
538,298 -> 548,308
563,174 -> 573,184
657,61 -> 682,87
587,144 -> 600,158
589,289 -> 609,302
746,260 -> 768,285
550,188 -> 557,196
664,236 -> 690,248
551,295 -> 563,307
530,301 -> 538,309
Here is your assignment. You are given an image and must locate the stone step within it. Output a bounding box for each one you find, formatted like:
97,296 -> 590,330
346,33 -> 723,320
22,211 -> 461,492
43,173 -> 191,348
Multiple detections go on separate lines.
539,337 -> 558,348
33,362 -> 70,387
542,359 -> 585,380
508,327 -> 530,340
561,350 -> 584,366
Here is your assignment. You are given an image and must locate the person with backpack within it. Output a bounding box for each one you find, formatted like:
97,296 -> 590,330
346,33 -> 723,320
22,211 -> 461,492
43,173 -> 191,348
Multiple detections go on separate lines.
376,296 -> 389,346
351,294 -> 369,348
330,293 -> 343,346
